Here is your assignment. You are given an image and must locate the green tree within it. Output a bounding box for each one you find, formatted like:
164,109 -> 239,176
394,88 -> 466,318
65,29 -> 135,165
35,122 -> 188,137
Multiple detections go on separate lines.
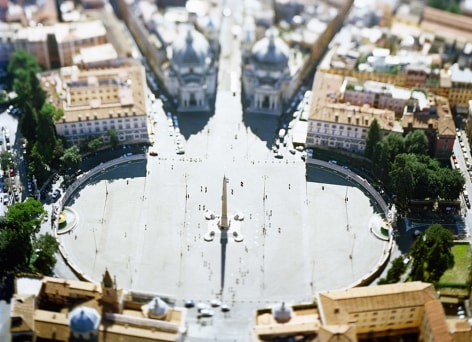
372,141 -> 389,170
86,137 -> 103,154
0,151 -> 15,171
5,198 -> 45,239
60,145 -> 82,170
108,129 -> 119,148
20,102 -> 38,144
410,224 -> 454,282
383,133 -> 405,162
6,50 -> 41,89
0,219 -> 31,272
365,119 -> 381,159
378,256 -> 408,284
35,103 -> 59,163
389,153 -> 417,206
438,167 -> 465,200
28,144 -> 50,185
404,130 -> 429,155
32,233 -> 59,275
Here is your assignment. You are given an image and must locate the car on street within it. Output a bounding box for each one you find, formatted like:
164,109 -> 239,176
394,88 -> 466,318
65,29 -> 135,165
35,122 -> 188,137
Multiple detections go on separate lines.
122,152 -> 133,158
274,153 -> 283,159
184,300 -> 195,308
3,193 -> 8,205
52,189 -> 61,201
149,151 -> 158,156
210,299 -> 221,307
278,129 -> 286,139
199,309 -> 214,318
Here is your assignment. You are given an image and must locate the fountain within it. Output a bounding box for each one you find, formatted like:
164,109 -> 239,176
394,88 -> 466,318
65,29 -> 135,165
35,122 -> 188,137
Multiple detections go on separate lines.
56,207 -> 79,235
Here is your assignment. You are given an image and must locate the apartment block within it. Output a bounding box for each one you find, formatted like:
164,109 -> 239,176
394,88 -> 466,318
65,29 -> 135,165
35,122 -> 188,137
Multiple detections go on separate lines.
11,273 -> 187,341
307,71 -> 456,159
12,20 -> 107,70
40,58 -> 149,146
252,282 -> 470,341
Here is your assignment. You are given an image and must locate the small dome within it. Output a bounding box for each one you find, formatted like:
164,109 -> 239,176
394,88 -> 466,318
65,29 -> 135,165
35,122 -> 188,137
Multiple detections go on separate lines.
251,28 -> 289,69
272,302 -> 293,324
147,297 -> 169,319
172,26 -> 210,67
69,306 -> 101,334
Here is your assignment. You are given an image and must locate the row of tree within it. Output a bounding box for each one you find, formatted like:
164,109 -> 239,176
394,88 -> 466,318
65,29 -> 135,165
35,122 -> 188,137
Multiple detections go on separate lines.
379,224 -> 455,284
7,50 -> 122,176
0,198 -> 59,300
365,119 -> 465,208
7,50 -> 64,185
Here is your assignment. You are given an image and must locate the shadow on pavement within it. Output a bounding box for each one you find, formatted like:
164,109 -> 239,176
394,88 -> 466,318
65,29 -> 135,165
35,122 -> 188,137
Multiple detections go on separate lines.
242,113 -> 279,149
177,111 -> 215,140
306,165 -> 352,187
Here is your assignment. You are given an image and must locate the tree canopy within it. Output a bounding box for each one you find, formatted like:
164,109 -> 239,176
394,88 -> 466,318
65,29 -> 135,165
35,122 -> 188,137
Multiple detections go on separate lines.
7,50 -> 63,185
60,145 -> 83,170
410,224 -> 455,282
365,119 -> 381,159
0,199 -> 58,299
389,153 -> 464,207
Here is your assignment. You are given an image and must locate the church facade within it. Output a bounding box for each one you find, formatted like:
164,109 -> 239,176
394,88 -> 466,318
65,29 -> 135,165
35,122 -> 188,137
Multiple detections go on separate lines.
242,28 -> 292,115
164,25 -> 217,112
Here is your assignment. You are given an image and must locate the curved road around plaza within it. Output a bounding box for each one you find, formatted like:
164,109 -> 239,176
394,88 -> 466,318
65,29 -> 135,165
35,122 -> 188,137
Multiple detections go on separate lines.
57,2 -> 390,339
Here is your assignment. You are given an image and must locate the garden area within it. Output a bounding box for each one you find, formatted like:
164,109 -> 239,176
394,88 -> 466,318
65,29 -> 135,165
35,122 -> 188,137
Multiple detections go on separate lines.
437,243 -> 472,299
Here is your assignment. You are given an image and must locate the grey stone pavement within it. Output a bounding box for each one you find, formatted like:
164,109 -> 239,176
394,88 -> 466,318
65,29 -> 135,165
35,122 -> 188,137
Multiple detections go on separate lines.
57,92 -> 389,340
56,1 -> 390,340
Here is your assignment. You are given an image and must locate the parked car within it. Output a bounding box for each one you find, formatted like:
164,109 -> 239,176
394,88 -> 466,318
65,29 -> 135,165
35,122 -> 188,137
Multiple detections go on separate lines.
52,189 -> 61,200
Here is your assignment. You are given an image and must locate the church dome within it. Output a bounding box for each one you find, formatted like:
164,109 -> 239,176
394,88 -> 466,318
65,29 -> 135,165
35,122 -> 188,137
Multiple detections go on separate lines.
272,302 -> 293,324
251,28 -> 290,69
69,306 -> 101,335
172,26 -> 210,67
146,297 -> 169,319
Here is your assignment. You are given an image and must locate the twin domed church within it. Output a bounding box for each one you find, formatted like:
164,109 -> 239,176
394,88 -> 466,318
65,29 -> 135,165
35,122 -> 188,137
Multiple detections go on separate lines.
164,24 -> 294,115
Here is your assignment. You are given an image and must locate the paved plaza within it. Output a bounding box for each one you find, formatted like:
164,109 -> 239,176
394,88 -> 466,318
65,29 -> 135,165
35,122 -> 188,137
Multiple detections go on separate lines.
57,89 -> 390,339
56,3 -> 390,338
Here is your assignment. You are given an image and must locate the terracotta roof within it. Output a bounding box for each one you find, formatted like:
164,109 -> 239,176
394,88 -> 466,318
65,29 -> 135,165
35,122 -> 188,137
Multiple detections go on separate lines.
423,300 -> 452,342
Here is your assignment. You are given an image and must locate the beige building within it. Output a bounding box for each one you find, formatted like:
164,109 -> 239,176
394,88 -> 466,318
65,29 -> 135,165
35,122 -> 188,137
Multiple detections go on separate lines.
253,282 -> 471,341
40,58 -> 149,146
307,71 -> 456,159
10,272 -> 187,341
306,72 -> 397,153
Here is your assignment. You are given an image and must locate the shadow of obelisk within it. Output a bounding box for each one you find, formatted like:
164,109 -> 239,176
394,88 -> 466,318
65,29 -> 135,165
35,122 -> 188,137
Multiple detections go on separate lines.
218,176 -> 230,294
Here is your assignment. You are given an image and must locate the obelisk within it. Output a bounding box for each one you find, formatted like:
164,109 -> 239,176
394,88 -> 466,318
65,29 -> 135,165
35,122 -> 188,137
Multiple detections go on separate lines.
219,176 -> 229,229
